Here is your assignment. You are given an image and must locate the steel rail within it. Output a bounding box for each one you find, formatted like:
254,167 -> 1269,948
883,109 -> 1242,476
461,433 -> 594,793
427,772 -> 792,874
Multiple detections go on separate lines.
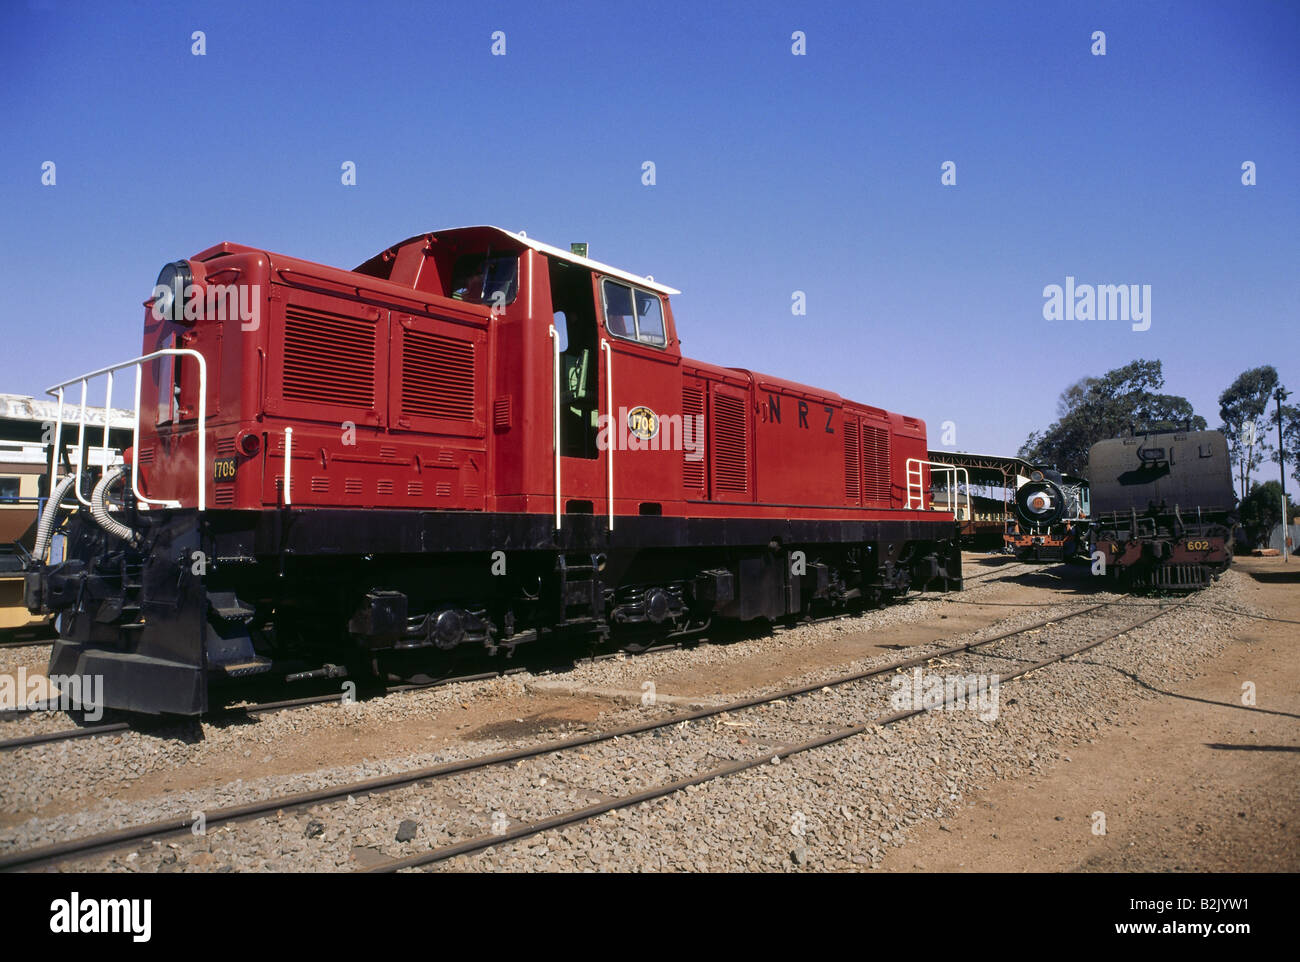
0,640 -> 699,753
0,600 -> 1116,871
0,668 -> 533,753
372,599 -> 1184,872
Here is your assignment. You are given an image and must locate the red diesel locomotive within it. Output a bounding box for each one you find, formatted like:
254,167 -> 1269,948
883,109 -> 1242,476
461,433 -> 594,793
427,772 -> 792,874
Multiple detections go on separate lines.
27,226 -> 962,714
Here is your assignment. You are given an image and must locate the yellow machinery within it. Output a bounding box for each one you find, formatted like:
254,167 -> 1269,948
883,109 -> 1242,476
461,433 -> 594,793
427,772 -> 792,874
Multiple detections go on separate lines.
0,394 -> 134,635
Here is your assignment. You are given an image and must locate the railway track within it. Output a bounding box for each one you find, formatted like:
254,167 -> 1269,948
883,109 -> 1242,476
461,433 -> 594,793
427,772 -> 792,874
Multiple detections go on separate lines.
0,672 -> 516,752
0,641 -> 697,753
0,597 -> 1175,872
0,635 -> 54,651
0,559 -> 1057,754
370,598 -> 1184,872
0,555 -> 1200,756
0,574 -> 1023,753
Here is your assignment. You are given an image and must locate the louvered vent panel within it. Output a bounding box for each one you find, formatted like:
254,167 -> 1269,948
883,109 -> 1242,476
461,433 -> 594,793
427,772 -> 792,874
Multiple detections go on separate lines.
214,438 -> 237,506
862,424 -> 891,504
282,305 -> 376,408
712,393 -> 748,495
344,478 -> 362,496
682,387 -> 705,491
494,396 -> 512,431
377,479 -> 393,495
401,330 -> 475,421
844,420 -> 861,502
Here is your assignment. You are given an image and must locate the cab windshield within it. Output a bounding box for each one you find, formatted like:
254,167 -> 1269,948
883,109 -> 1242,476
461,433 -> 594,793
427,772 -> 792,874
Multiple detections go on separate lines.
450,253 -> 519,309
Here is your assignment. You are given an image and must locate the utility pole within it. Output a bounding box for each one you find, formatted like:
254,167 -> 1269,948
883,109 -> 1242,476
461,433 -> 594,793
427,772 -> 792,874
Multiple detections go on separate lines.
1277,387 -> 1291,562
1242,421 -> 1255,501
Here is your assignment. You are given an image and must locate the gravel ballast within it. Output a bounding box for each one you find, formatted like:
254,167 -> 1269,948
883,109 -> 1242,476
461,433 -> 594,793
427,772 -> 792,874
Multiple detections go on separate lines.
0,567 -> 1268,872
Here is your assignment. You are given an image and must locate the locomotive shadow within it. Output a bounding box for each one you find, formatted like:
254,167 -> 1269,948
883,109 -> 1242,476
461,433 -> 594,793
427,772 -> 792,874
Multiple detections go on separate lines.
993,561 -> 1107,596
1204,743 -> 1300,752
1077,661 -> 1300,721
1245,569 -> 1300,584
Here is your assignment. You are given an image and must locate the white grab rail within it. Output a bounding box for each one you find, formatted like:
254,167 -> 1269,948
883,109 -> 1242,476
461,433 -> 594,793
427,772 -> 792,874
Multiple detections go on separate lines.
601,339 -> 613,531
64,371 -> 122,510
548,325 -> 562,530
46,348 -> 208,512
70,381 -> 92,507
283,427 -> 294,506
905,458 -> 971,521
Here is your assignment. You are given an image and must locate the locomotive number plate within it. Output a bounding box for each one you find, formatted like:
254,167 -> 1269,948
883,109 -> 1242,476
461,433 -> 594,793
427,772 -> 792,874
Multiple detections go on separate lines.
1185,540 -> 1211,551
213,456 -> 238,482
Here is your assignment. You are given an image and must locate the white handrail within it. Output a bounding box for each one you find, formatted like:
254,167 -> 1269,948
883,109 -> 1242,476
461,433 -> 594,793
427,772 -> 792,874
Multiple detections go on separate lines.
601,339 -> 613,531
129,368 -> 180,509
72,380 -> 91,507
67,370 -> 120,509
283,427 -> 293,506
548,325 -> 562,530
905,458 -> 971,521
47,387 -> 64,498
101,370 -> 114,482
47,348 -> 208,512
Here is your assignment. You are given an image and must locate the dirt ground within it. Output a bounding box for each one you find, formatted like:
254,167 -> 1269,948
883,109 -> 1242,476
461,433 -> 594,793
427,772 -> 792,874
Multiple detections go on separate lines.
880,554 -> 1300,872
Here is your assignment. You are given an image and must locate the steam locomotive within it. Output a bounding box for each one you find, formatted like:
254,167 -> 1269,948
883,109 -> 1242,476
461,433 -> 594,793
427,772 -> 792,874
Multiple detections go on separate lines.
25,226 -> 962,715
1088,429 -> 1236,590
1003,467 -> 1089,562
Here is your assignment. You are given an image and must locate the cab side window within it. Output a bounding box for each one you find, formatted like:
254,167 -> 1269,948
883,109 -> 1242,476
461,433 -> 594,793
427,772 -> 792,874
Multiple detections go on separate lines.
602,279 -> 666,347
634,290 -> 665,345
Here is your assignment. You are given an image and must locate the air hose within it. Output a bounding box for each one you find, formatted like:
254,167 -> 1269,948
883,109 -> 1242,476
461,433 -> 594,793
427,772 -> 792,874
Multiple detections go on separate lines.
32,474 -> 77,563
90,466 -> 140,547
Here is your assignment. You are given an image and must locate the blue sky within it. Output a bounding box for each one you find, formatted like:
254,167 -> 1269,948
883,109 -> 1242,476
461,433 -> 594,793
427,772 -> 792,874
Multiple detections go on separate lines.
2,0 -> 1297,456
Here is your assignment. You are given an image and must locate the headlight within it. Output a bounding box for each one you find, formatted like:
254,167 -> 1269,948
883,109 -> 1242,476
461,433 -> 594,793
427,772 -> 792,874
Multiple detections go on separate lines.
152,260 -> 193,323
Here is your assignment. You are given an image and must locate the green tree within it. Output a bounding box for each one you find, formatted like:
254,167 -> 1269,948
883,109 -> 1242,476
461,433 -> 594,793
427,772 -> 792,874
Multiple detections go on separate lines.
1019,359 -> 1206,476
1287,405 -> 1300,488
1218,365 -> 1278,499
1238,480 -> 1296,549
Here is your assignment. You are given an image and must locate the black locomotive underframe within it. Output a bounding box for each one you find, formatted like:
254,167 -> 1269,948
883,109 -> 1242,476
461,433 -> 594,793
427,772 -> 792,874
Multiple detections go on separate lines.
35,509 -> 962,715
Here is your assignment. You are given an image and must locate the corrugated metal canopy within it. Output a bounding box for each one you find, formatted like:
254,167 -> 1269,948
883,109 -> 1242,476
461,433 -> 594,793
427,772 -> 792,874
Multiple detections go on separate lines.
0,394 -> 135,430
